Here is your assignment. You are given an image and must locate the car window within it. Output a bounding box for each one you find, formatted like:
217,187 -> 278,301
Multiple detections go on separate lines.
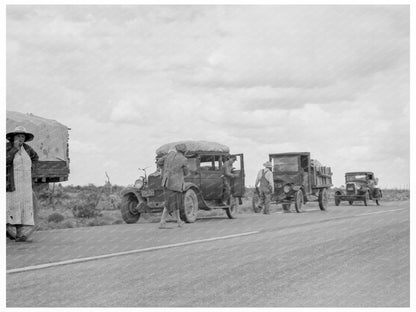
272,156 -> 299,172
200,155 -> 221,171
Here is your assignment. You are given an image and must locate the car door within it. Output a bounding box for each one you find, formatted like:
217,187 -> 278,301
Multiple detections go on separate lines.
199,154 -> 223,200
231,153 -> 245,197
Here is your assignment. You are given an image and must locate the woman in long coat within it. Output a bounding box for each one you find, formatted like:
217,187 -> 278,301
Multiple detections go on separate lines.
6,126 -> 39,242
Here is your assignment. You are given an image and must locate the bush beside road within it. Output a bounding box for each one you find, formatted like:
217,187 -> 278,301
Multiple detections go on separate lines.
33,184 -> 410,231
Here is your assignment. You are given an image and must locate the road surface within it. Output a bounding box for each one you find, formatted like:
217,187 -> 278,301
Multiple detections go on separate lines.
6,200 -> 410,307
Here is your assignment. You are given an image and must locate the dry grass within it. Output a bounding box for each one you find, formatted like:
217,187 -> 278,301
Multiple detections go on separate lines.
34,184 -> 409,231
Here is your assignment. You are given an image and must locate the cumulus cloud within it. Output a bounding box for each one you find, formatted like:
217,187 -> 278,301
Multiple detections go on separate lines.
6,5 -> 409,187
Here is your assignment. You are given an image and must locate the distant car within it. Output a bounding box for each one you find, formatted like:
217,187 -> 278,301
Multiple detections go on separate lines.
120,140 -> 245,224
334,172 -> 382,206
253,152 -> 333,213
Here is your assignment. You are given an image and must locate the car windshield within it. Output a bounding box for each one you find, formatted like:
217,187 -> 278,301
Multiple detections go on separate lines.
272,156 -> 299,172
346,174 -> 367,182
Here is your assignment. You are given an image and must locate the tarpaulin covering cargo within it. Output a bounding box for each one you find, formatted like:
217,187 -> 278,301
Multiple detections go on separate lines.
6,111 -> 70,182
156,140 -> 230,157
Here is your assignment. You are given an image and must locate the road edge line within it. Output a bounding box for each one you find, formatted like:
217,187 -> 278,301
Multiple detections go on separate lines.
7,231 -> 260,274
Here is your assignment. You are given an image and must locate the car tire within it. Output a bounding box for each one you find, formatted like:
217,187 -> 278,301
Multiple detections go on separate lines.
7,191 -> 39,239
318,188 -> 329,211
181,189 -> 198,223
120,193 -> 140,224
225,196 -> 238,219
295,190 -> 303,213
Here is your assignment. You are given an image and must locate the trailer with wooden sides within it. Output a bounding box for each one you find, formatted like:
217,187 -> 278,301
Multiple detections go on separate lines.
6,110 -> 70,238
253,152 -> 333,213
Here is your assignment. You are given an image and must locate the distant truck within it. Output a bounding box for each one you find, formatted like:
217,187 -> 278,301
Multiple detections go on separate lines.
120,140 -> 245,224
6,111 -> 70,238
334,172 -> 382,206
253,152 -> 332,213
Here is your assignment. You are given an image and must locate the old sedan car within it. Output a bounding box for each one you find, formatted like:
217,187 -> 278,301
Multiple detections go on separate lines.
120,140 -> 245,224
253,152 -> 333,213
334,171 -> 382,206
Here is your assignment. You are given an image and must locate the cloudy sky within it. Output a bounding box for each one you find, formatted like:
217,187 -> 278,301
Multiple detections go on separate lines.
6,5 -> 410,188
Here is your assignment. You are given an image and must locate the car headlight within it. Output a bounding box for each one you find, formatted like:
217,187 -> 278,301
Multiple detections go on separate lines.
134,179 -> 144,189
283,184 -> 291,193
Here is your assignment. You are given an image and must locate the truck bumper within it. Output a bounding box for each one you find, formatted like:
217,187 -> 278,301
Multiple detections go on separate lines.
335,195 -> 365,201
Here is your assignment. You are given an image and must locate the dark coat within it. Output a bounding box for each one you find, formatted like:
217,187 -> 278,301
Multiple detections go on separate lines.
6,142 -> 39,192
160,151 -> 188,192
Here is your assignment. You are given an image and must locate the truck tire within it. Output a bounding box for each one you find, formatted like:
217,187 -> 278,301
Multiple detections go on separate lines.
295,190 -> 303,213
252,192 -> 262,213
318,188 -> 329,211
181,189 -> 198,223
120,193 -> 140,224
225,196 -> 238,219
7,191 -> 39,240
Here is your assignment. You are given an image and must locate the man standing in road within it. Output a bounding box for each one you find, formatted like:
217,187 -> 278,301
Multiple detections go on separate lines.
254,161 -> 274,214
221,155 -> 239,206
158,143 -> 189,229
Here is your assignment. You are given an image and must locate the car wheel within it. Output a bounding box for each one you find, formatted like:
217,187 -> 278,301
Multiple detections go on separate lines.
181,189 -> 198,223
120,193 -> 140,224
225,196 -> 238,219
7,191 -> 39,239
318,188 -> 329,211
295,190 -> 303,213
252,192 -> 262,213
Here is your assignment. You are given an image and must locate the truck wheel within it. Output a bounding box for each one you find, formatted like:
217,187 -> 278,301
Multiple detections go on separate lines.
181,189 -> 198,223
7,191 -> 39,239
120,193 -> 140,224
295,190 -> 303,213
335,196 -> 340,206
225,196 -> 238,219
318,188 -> 329,211
252,192 -> 262,213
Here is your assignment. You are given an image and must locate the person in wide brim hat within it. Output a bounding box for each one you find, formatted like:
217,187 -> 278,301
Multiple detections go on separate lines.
6,126 -> 34,142
6,125 -> 38,242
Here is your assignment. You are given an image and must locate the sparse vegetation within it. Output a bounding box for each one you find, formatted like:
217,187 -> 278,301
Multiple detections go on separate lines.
33,184 -> 409,231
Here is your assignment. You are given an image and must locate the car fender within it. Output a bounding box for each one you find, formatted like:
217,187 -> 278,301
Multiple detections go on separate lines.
120,186 -> 146,203
183,182 -> 204,204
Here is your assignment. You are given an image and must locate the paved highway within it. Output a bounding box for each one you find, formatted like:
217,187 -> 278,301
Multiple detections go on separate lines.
6,201 -> 409,307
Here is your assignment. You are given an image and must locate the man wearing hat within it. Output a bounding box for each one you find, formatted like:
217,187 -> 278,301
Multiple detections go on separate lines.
6,126 -> 39,241
221,155 -> 239,206
158,143 -> 189,229
254,161 -> 275,214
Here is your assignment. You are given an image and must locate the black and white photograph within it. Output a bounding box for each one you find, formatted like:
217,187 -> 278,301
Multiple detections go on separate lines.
3,3 -> 413,308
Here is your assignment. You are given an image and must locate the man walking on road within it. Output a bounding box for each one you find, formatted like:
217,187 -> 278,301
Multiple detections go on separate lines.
158,143 -> 189,229
255,161 -> 274,214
